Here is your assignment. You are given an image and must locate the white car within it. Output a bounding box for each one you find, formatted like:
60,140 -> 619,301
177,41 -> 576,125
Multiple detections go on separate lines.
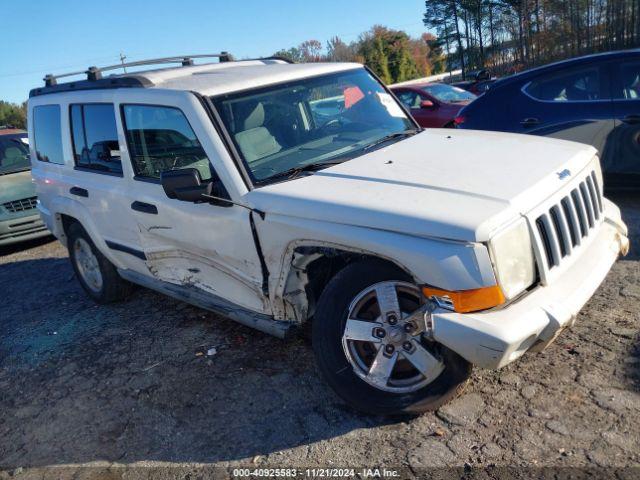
28,54 -> 629,415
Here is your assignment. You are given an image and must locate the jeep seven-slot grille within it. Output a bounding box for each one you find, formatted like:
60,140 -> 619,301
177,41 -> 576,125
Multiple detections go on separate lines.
535,171 -> 603,269
2,197 -> 37,213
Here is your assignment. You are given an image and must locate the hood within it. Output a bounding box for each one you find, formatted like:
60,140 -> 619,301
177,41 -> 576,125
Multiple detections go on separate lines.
0,170 -> 36,204
247,129 -> 597,242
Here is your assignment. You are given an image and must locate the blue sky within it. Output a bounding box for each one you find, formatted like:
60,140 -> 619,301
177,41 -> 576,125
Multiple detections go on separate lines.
1,0 -> 428,103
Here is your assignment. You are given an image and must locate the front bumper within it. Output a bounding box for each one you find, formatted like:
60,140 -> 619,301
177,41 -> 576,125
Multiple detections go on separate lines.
0,212 -> 49,247
431,200 -> 628,369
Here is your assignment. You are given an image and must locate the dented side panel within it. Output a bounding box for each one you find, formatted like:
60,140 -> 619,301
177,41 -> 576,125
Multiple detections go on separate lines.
254,213 -> 497,321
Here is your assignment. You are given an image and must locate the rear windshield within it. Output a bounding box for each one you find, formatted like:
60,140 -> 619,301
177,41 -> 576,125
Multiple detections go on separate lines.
0,135 -> 30,174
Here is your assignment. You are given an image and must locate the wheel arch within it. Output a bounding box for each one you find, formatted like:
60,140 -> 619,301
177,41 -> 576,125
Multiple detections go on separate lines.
49,199 -> 124,268
273,241 -> 416,323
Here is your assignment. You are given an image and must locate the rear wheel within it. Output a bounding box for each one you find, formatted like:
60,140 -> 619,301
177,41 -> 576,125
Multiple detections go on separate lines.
313,260 -> 471,415
67,223 -> 131,303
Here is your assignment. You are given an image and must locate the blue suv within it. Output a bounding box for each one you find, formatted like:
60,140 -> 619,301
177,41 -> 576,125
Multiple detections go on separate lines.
457,49 -> 640,190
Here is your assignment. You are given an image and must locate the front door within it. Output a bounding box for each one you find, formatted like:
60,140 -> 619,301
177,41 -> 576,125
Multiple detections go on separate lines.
609,58 -> 640,190
115,93 -> 267,314
395,89 -> 440,128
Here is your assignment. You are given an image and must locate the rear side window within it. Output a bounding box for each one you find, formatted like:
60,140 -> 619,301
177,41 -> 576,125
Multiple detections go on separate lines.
525,67 -> 602,102
70,104 -> 122,174
615,62 -> 640,99
33,105 -> 64,164
121,105 -> 212,181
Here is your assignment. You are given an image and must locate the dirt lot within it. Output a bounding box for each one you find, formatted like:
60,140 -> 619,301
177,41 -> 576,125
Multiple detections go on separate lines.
1,194 -> 639,478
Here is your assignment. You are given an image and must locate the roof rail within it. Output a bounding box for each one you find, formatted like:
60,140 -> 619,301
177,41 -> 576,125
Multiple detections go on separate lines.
43,52 -> 235,86
258,56 -> 295,64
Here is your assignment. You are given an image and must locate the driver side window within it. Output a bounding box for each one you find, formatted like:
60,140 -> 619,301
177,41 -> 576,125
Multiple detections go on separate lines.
121,104 -> 213,181
395,91 -> 421,109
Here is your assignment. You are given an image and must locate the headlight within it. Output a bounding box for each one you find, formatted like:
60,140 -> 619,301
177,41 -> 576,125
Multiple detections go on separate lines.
488,218 -> 536,300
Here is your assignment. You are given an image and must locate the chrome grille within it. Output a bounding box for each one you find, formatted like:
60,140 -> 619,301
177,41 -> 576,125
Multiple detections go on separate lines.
2,196 -> 37,213
535,170 -> 604,269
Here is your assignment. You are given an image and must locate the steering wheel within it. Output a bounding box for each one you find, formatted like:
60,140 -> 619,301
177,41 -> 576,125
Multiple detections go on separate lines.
318,118 -> 344,135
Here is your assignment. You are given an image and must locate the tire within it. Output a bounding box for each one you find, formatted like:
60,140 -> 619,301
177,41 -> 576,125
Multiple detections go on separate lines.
67,222 -> 132,304
312,259 -> 471,416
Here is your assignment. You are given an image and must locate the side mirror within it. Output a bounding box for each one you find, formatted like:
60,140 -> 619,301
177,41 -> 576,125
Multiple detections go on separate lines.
161,168 -> 212,202
420,100 -> 436,109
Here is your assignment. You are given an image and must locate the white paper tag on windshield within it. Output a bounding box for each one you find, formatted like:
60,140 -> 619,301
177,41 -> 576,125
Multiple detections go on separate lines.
375,92 -> 406,118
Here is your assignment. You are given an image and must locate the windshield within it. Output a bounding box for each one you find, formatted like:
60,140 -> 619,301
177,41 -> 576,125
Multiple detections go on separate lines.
0,135 -> 31,174
421,84 -> 476,103
212,69 -> 415,185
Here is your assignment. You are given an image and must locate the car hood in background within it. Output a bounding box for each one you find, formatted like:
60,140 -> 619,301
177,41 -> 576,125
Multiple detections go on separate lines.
442,100 -> 472,107
0,170 -> 36,205
247,129 -> 597,242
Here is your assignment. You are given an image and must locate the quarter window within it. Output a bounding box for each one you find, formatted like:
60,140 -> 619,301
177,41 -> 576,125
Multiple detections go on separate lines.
121,105 -> 212,181
525,67 -> 602,102
70,104 -> 122,174
33,105 -> 64,164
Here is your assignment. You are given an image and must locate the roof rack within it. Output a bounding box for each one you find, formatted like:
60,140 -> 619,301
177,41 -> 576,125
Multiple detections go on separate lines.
43,52 -> 235,87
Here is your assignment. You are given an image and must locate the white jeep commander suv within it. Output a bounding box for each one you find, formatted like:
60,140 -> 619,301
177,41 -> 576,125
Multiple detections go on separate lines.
28,54 -> 629,415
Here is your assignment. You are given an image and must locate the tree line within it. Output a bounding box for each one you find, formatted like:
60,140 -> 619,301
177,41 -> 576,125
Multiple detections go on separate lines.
273,26 -> 447,84
0,101 -> 27,130
424,0 -> 640,77
5,2 -> 639,124
273,1 -> 640,84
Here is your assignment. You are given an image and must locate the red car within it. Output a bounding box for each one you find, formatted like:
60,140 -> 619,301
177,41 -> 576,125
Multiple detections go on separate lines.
391,82 -> 476,128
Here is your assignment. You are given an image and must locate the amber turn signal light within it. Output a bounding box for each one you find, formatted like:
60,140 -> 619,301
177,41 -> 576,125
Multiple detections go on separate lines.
421,285 -> 506,313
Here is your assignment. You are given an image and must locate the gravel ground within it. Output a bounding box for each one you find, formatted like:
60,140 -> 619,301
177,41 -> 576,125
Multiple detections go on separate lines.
0,194 -> 638,478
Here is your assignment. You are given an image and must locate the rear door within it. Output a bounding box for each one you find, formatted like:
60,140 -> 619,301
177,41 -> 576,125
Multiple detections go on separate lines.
517,62 -> 615,161
29,98 -> 145,272
609,57 -> 640,189
66,100 -> 147,272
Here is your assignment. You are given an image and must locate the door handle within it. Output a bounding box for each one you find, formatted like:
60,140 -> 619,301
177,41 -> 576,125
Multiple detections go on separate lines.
622,114 -> 640,124
69,187 -> 88,197
520,117 -> 540,128
131,201 -> 158,215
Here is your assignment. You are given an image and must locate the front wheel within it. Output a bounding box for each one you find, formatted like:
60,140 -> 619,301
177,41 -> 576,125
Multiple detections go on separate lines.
312,260 -> 471,416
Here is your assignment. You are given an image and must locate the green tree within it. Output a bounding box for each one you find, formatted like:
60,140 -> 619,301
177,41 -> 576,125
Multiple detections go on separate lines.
0,101 -> 27,129
272,47 -> 305,63
274,40 -> 326,63
383,28 -> 420,82
358,30 -> 392,83
423,33 -> 447,74
358,26 -> 421,83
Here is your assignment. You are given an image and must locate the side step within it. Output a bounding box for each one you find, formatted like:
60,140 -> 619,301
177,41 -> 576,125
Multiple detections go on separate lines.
118,269 -> 295,339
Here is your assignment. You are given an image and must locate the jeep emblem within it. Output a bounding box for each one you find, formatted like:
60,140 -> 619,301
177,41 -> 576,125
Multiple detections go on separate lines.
557,169 -> 571,180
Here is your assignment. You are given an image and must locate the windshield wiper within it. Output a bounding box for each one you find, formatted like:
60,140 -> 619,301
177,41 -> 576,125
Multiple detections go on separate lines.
263,160 -> 346,183
362,129 -> 419,153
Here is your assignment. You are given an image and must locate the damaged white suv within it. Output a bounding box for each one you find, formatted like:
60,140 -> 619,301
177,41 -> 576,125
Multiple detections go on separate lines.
29,54 -> 629,415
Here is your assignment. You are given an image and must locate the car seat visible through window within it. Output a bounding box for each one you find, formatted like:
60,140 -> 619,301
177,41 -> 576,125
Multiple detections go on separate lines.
234,103 -> 282,163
